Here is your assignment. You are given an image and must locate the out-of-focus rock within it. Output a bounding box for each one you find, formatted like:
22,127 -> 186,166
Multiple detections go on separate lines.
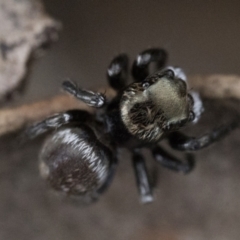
0,0 -> 61,101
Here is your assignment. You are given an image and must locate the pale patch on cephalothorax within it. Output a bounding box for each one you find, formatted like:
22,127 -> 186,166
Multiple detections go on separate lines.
120,70 -> 193,142
146,77 -> 189,123
164,67 -> 204,123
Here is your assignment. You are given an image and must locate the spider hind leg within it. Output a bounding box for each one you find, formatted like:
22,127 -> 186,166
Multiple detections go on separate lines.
152,146 -> 195,173
24,110 -> 92,140
169,120 -> 239,151
132,150 -> 154,204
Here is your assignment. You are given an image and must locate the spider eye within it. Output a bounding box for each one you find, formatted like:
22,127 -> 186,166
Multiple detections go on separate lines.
142,82 -> 150,89
189,111 -> 195,122
163,69 -> 175,79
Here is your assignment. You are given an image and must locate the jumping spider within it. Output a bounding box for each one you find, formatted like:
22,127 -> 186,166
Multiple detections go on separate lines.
25,48 -> 238,204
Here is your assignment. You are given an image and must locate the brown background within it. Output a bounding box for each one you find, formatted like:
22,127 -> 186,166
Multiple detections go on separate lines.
1,1 -> 240,240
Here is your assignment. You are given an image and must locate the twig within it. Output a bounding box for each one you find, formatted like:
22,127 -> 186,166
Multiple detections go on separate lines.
0,74 -> 239,137
189,74 -> 240,99
0,88 -> 116,136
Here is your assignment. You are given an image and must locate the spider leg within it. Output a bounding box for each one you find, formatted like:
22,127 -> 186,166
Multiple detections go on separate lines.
24,110 -> 92,139
151,146 -> 195,173
168,120 -> 239,151
132,48 -> 167,82
107,54 -> 129,91
62,80 -> 106,108
132,150 -> 154,204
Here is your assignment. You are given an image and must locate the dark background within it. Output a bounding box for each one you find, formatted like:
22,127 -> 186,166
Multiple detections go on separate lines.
23,0 -> 240,101
1,1 -> 240,239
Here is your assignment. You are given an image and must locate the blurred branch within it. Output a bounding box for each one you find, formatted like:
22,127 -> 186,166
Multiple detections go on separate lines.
0,1 -> 239,138
189,75 -> 240,99
0,74 -> 239,137
0,88 -> 116,137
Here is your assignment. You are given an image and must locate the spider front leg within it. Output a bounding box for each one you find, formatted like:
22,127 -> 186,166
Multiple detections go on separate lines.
24,110 -> 92,139
107,54 -> 129,91
169,120 -> 239,151
151,146 -> 195,173
132,150 -> 154,204
132,48 -> 167,82
62,80 -> 106,108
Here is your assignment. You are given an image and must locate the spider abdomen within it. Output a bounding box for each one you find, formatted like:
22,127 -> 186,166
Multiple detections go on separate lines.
39,125 -> 114,202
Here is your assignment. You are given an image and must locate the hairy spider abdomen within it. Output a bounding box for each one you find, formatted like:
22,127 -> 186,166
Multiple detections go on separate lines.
39,125 -> 114,202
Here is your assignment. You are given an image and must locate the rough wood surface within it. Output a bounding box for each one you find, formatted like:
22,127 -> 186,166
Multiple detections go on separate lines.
0,0 -> 61,101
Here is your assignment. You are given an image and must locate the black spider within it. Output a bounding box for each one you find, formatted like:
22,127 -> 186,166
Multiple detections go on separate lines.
25,48 -> 238,204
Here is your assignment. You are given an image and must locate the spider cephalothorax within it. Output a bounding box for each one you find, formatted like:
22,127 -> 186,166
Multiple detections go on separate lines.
120,70 -> 194,142
25,48 -> 238,204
